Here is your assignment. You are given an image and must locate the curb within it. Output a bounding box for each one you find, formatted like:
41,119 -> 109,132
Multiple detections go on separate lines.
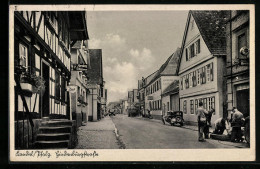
133,116 -> 214,132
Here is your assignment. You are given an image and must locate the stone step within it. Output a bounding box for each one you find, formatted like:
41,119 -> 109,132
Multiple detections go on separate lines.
36,133 -> 71,141
39,126 -> 72,134
41,120 -> 73,127
34,140 -> 69,149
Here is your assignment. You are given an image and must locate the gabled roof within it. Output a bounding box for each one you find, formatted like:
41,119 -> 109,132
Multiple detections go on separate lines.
147,47 -> 181,86
191,11 -> 229,55
177,10 -> 230,74
162,80 -> 179,96
87,49 -> 103,85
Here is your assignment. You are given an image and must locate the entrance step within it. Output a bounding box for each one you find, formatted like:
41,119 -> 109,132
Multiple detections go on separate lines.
36,133 -> 71,141
41,120 -> 73,127
34,140 -> 69,149
39,126 -> 72,134
34,119 -> 75,149
42,117 -> 50,122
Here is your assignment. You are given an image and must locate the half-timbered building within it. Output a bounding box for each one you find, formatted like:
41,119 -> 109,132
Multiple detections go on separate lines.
14,11 -> 89,149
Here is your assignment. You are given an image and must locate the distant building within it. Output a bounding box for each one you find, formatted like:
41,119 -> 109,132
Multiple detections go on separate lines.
145,48 -> 181,120
225,10 -> 249,118
178,11 -> 229,124
87,49 -> 104,121
161,80 -> 179,115
121,99 -> 128,115
141,70 -> 158,115
138,78 -> 146,115
70,40 -> 90,127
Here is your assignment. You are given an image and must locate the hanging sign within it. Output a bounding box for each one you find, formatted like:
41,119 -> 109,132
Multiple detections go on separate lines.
66,85 -> 77,93
72,64 -> 88,71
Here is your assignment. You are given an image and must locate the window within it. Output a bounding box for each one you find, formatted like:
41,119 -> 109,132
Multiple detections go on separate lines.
192,71 -> 197,87
185,48 -> 189,61
183,76 -> 186,89
210,63 -> 214,81
195,39 -> 200,54
189,73 -> 193,88
186,74 -> 189,88
180,78 -> 183,90
183,100 -> 187,114
61,77 -> 66,102
159,79 -> 161,89
208,97 -> 215,115
238,33 -> 247,59
19,43 -> 28,68
190,44 -> 195,58
55,71 -> 60,100
202,67 -> 206,84
167,102 -> 170,111
206,64 -> 211,82
190,100 -> 194,114
191,19 -> 195,29
203,98 -> 207,110
197,69 -> 200,85
195,99 -> 198,113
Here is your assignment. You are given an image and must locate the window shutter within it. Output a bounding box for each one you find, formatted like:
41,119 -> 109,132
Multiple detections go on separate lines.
200,68 -> 203,84
197,39 -> 200,54
194,71 -> 197,86
185,48 -> 188,61
210,63 -> 214,81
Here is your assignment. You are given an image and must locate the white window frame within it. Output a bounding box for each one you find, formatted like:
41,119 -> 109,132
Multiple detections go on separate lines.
206,64 -> 211,82
19,43 -> 28,68
189,73 -> 192,88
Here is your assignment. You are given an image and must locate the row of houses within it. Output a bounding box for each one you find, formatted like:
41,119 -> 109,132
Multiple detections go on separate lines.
131,10 -> 249,124
13,11 -> 107,149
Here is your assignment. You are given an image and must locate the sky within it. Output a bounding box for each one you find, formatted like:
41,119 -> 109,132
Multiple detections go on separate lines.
87,11 -> 189,103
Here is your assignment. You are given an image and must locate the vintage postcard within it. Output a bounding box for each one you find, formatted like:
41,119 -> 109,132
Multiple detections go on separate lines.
9,4 -> 255,162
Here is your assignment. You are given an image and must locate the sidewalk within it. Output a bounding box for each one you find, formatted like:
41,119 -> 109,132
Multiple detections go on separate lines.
75,116 -> 121,149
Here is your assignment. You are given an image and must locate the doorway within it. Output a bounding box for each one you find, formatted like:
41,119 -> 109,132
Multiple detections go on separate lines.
42,61 -> 50,117
236,89 -> 249,117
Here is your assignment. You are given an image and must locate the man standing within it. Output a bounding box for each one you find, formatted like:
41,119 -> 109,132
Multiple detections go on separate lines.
231,107 -> 244,142
204,109 -> 215,139
196,102 -> 208,142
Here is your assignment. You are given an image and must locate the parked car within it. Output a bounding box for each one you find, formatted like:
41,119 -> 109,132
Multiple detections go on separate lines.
162,111 -> 184,126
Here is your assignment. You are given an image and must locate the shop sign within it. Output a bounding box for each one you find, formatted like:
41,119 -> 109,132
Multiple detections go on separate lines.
66,85 -> 77,93
72,64 -> 88,71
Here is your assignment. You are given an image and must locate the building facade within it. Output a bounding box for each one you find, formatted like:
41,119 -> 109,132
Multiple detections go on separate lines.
14,11 -> 88,149
161,80 -> 179,115
178,11 -> 229,124
225,10 -> 250,118
70,40 -> 90,127
86,49 -> 104,121
145,48 -> 181,120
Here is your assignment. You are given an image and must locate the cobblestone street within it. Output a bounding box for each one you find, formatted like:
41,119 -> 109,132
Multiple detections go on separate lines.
76,116 -> 121,149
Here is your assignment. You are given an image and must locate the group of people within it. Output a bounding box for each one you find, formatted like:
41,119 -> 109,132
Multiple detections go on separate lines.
196,102 -> 215,141
196,102 -> 245,142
